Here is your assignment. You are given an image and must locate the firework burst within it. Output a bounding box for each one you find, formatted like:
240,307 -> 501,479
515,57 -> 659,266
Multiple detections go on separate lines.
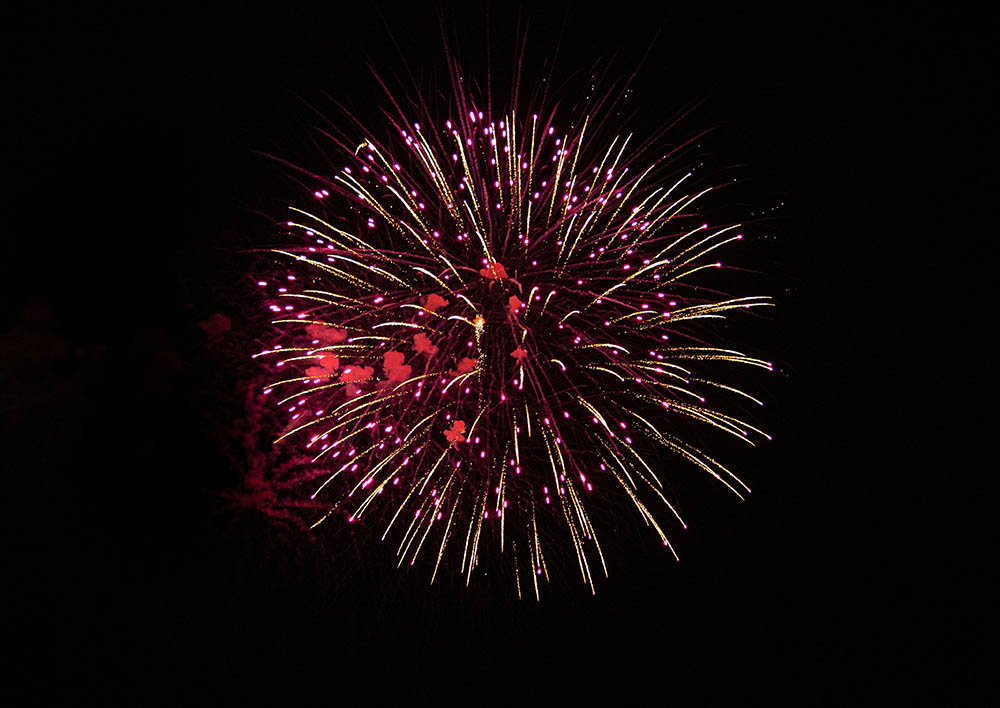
250,50 -> 773,597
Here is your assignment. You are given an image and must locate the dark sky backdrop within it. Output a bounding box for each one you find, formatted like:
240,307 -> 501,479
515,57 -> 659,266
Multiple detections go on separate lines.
5,3 -> 987,703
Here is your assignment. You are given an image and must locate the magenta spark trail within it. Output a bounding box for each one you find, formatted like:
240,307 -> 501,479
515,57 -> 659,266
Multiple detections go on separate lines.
252,57 -> 773,597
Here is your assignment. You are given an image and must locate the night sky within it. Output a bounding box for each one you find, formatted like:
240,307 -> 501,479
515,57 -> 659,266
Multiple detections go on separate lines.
5,4 -> 986,703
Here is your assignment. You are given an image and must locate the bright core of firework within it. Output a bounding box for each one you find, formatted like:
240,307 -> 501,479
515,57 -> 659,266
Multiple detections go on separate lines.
252,80 -> 773,597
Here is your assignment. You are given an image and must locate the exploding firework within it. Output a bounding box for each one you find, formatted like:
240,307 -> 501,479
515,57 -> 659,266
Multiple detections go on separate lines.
250,47 -> 773,597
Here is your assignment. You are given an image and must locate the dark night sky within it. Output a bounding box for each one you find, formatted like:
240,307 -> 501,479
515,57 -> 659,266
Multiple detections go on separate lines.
4,3 -> 987,703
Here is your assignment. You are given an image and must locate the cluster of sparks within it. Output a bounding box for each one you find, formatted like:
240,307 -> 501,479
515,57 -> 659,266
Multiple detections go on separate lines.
252,69 -> 772,597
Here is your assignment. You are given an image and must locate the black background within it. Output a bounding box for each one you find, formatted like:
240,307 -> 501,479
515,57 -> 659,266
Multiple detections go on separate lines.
4,2 -> 987,703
